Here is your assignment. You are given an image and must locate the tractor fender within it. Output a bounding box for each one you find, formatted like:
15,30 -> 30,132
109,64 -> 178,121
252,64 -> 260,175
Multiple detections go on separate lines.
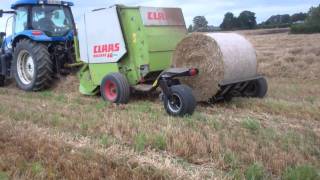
12,30 -> 74,48
12,34 -> 31,48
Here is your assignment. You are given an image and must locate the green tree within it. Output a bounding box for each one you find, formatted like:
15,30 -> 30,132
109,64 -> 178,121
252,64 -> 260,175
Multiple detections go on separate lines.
193,16 -> 208,32
187,25 -> 193,32
266,14 -> 291,25
291,12 -> 308,22
265,15 -> 276,25
238,11 -> 257,29
281,14 -> 291,24
306,4 -> 320,25
291,4 -> 320,34
220,12 -> 238,30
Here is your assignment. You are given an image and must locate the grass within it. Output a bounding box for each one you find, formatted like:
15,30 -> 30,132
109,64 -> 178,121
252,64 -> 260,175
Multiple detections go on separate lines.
209,118 -> 222,130
0,31 -> 319,179
282,165 -> 320,180
99,134 -> 112,147
0,78 -> 319,179
31,162 -> 44,176
245,163 -> 266,180
242,117 -> 261,133
133,133 -> 147,152
0,122 -> 173,179
224,151 -> 239,170
150,134 -> 167,151
0,172 -> 9,180
39,90 -> 54,98
245,32 -> 320,80
281,131 -> 302,151
95,101 -> 109,110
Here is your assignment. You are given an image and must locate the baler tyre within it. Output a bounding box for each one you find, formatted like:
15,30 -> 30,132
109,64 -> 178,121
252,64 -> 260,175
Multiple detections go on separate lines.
13,39 -> 53,91
164,85 -> 196,117
244,77 -> 268,98
101,73 -> 130,104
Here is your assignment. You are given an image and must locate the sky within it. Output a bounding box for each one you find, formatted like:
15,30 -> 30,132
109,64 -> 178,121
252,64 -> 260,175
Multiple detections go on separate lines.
0,0 -> 319,33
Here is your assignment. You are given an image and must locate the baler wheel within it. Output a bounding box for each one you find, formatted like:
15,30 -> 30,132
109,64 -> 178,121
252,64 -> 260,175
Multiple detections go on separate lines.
101,73 -> 130,104
164,85 -> 196,117
244,77 -> 268,98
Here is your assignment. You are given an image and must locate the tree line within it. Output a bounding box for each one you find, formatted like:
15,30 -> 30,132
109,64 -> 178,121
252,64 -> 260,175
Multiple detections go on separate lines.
188,4 -> 319,34
291,4 -> 320,34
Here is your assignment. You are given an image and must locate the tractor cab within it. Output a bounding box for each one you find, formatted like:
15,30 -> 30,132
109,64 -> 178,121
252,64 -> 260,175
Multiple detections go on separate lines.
9,0 -> 75,41
0,0 -> 76,91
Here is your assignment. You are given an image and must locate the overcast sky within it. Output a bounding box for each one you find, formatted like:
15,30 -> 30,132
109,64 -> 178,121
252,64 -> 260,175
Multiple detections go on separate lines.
0,0 -> 319,32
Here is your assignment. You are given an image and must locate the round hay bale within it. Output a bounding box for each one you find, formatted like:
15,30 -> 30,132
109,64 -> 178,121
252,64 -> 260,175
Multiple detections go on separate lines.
172,33 -> 257,101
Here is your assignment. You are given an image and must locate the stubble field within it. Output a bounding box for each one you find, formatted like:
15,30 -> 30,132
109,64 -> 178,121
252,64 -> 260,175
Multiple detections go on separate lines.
0,29 -> 319,179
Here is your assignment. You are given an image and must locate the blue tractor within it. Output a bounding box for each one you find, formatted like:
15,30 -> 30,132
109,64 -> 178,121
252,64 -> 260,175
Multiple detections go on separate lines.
0,0 -> 76,90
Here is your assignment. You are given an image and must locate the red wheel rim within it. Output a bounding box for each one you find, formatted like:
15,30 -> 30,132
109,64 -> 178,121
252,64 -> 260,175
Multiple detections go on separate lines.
104,80 -> 117,101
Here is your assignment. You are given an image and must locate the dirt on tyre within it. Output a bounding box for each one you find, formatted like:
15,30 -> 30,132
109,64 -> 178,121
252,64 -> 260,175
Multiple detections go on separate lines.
100,73 -> 130,104
243,77 -> 268,98
164,85 -> 196,117
13,39 -> 53,91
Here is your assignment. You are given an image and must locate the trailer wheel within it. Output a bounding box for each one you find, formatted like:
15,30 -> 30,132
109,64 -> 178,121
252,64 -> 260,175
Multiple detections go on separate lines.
244,77 -> 268,98
101,73 -> 130,104
13,39 -> 53,91
164,85 -> 196,117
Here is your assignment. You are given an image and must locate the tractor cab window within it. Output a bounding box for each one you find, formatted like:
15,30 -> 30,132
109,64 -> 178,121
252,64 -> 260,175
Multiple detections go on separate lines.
14,7 -> 28,34
32,5 -> 73,37
5,16 -> 14,37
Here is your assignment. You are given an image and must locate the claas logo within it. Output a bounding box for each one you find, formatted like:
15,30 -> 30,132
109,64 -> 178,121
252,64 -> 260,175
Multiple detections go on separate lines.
147,11 -> 167,20
93,43 -> 120,58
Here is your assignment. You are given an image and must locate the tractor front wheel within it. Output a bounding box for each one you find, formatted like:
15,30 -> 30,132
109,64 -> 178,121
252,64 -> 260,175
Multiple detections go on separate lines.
163,85 -> 196,117
100,73 -> 130,104
13,39 -> 53,91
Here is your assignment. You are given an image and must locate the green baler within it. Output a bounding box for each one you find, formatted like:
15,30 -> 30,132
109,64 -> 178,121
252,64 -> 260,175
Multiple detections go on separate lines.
76,5 -> 198,116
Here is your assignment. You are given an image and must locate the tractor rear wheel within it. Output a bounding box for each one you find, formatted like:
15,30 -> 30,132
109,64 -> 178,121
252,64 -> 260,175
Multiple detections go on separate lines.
100,73 -> 130,104
0,75 -> 5,87
243,77 -> 268,98
0,53 -> 6,87
13,39 -> 53,91
164,85 -> 196,117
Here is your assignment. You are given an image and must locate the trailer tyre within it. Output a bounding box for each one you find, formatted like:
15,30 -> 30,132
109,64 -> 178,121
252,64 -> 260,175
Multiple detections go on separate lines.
101,73 -> 130,104
13,39 -> 53,91
244,77 -> 268,98
164,85 -> 196,117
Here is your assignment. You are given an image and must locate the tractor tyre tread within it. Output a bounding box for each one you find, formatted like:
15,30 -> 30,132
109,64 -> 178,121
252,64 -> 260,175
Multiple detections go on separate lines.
13,39 -> 53,91
0,75 -> 5,87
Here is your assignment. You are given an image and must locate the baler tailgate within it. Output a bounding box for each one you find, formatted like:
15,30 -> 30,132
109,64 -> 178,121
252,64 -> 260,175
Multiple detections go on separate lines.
78,7 -> 127,64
